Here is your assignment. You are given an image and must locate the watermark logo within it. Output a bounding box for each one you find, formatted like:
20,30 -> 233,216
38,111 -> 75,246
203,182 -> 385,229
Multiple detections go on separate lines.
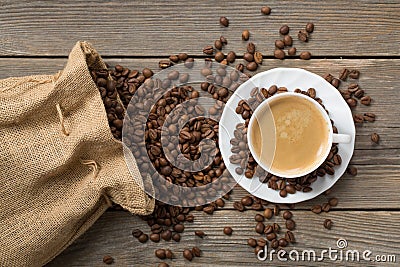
257,238 -> 396,263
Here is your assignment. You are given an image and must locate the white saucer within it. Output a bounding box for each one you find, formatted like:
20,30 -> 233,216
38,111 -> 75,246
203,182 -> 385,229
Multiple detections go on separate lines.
219,68 -> 356,203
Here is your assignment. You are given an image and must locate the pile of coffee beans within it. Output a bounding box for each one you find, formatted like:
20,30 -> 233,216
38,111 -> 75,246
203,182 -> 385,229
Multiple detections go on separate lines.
229,85 -> 342,197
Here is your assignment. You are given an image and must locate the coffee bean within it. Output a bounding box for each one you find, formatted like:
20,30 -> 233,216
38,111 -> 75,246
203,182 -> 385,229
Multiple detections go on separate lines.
298,30 -> 309,42
274,204 -> 280,216
159,60 -> 172,69
174,224 -> 185,233
275,40 -> 285,49
150,233 -> 161,242
255,222 -> 265,234
226,51 -> 236,63
324,219 -> 333,230
371,133 -> 380,144
266,232 -> 277,241
243,52 -> 254,62
322,203 -> 331,212
214,39 -> 223,50
285,219 -> 296,230
194,230 -> 205,238
331,78 -> 340,88
264,224 -> 273,234
215,198 -> 225,208
169,55 -> 179,62
254,246 -> 263,255
255,214 -> 265,222
279,25 -> 289,35
349,70 -> 360,79
264,208 -> 273,219
235,63 -> 245,72
272,223 -> 280,233
220,16 -> 229,27
242,30 -> 250,41
346,98 -> 357,108
161,230 -> 172,241
247,238 -> 257,247
203,205 -> 215,214
192,247 -> 201,257
361,95 -> 371,105
347,165 -> 358,176
311,205 -> 322,214
257,238 -> 267,247
333,154 -> 342,165
155,249 -> 166,259
283,35 -> 293,46
282,211 -> 293,220
183,249 -> 193,261
364,112 -> 376,122
271,239 -> 279,249
306,22 -> 315,33
254,51 -> 263,64
279,189 -> 287,197
246,62 -> 258,71
203,45 -> 214,55
172,233 -> 181,242
220,35 -> 228,45
339,68 -> 350,80
142,68 -> 153,78
223,226 -> 233,235
138,233 -> 148,243
103,255 -> 114,265
285,231 -> 295,243
286,185 -> 296,194
215,51 -> 225,62
274,49 -> 285,60
328,197 -> 339,207
307,88 -> 316,98
132,229 -> 143,238
261,6 -> 271,15
324,73 -> 334,83
241,196 -> 253,206
288,47 -> 297,56
247,42 -> 256,54
279,238 -> 288,247
299,51 -> 311,60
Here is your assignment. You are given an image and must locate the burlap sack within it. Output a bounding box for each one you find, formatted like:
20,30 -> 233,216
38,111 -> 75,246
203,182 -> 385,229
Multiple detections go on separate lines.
0,41 -> 154,267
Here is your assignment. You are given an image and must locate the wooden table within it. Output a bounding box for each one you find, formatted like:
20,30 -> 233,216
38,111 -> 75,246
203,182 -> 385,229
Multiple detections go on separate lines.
1,1 -> 399,266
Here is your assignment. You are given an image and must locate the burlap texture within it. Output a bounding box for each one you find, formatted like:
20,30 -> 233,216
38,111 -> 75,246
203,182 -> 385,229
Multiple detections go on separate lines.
0,41 -> 154,267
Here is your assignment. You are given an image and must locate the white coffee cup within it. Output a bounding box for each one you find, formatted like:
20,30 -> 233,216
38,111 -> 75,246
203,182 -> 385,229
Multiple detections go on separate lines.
247,92 -> 351,178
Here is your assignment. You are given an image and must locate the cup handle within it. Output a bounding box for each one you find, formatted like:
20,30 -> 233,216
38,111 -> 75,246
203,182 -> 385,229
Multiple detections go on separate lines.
332,133 -> 351,144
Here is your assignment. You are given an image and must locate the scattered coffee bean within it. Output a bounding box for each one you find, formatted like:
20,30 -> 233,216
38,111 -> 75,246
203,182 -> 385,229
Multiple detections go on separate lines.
347,165 -> 358,176
169,55 -> 179,62
306,22 -> 315,33
241,196 -> 253,206
191,246 -> 201,257
226,51 -> 236,63
324,219 -> 333,230
283,35 -> 293,46
247,238 -> 257,247
331,78 -> 340,88
266,232 -> 277,241
288,47 -> 297,56
364,113 -> 376,122
275,40 -> 285,49
274,205 -> 280,216
254,51 -> 263,64
255,222 -> 265,234
285,219 -> 296,230
150,233 -> 161,242
279,238 -> 288,247
132,229 -> 143,238
246,62 -> 258,71
215,51 -> 225,62
361,95 -> 371,105
299,51 -> 311,60
349,70 -> 360,79
311,205 -> 322,214
255,214 -> 265,222
138,233 -> 148,243
223,226 -> 233,235
174,224 -> 185,233
242,30 -> 250,41
161,230 -> 172,241
257,238 -> 267,247
183,249 -> 193,261
279,25 -> 289,35
243,52 -> 254,62
353,114 -> 364,124
274,49 -> 285,60
285,231 -> 295,243
203,45 -> 214,55
215,39 -> 223,50
283,211 -> 293,220
328,198 -> 339,207
220,16 -> 229,27
261,6 -> 271,15
271,239 -> 279,249
264,208 -> 273,219
264,224 -> 273,234
247,42 -> 256,54
159,60 -> 172,69
322,203 -> 331,212
233,201 -> 245,212
155,249 -> 166,259
194,230 -> 205,238
339,68 -> 350,80
103,255 -> 114,265
346,98 -> 357,108
220,35 -> 228,45
371,133 -> 380,144
172,233 -> 181,242
165,249 -> 173,259
298,30 -> 309,42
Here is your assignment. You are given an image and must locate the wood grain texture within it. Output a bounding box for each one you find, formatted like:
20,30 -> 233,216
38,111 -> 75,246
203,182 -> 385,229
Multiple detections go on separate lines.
47,210 -> 400,266
0,0 -> 399,56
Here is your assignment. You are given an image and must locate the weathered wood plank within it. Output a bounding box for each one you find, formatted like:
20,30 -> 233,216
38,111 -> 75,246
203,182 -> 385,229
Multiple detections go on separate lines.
0,0 -> 399,56
47,210 -> 400,266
